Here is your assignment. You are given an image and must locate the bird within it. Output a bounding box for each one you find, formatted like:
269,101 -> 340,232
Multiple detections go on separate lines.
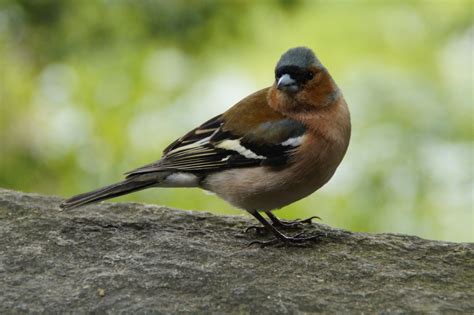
60,47 -> 351,246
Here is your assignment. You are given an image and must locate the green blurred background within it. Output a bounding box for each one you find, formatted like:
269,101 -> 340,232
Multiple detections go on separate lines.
1,0 -> 472,242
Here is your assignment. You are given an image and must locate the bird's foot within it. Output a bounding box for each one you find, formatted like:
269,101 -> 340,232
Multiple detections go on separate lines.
272,215 -> 321,229
244,215 -> 321,235
248,232 -> 325,248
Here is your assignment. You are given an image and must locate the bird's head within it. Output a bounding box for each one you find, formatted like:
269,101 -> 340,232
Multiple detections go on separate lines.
271,47 -> 340,111
274,47 -> 322,94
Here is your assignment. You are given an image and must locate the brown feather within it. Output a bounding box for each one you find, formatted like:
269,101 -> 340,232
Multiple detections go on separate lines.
222,88 -> 284,134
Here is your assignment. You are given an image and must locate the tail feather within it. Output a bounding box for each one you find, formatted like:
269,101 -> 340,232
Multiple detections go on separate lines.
60,179 -> 155,210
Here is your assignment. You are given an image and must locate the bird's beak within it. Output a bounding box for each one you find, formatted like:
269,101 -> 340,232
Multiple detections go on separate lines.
277,74 -> 298,93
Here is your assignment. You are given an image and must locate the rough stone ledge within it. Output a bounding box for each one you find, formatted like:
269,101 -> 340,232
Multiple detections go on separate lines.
0,188 -> 473,314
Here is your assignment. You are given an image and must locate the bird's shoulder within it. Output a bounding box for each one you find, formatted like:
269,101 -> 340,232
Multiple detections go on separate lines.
163,87 -> 285,154
221,88 -> 285,135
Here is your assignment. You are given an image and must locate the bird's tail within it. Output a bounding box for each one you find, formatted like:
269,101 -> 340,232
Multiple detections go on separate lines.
59,178 -> 156,210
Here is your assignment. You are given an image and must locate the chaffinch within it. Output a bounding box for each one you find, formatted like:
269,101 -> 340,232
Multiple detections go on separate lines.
61,47 -> 351,246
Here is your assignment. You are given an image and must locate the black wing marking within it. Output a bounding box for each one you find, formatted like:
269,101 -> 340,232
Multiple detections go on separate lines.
162,114 -> 223,155
125,118 -> 307,177
125,115 -> 225,176
240,119 -> 306,166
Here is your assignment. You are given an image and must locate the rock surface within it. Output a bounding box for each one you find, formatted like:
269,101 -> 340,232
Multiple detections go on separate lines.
0,188 -> 473,314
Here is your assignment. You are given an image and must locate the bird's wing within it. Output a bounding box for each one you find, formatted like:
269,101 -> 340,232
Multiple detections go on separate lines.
125,89 -> 307,177
125,116 -> 306,177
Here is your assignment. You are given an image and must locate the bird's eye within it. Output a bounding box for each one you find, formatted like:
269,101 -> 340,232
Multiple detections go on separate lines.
306,71 -> 314,80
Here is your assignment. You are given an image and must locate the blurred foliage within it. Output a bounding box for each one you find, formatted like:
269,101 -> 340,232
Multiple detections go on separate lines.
0,0 -> 472,242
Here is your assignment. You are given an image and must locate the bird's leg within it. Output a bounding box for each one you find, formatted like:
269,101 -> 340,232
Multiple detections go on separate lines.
265,211 -> 321,228
247,211 -> 323,247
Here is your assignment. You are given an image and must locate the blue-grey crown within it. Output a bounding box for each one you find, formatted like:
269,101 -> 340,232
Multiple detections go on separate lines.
276,47 -> 322,70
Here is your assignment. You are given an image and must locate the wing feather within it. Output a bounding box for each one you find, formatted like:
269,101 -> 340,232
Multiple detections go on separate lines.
126,117 -> 306,178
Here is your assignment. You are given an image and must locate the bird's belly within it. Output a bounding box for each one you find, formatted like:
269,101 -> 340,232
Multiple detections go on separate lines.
202,163 -> 337,212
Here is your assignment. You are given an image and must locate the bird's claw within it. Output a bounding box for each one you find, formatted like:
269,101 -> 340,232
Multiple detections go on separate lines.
274,220 -> 303,229
245,215 -> 322,236
296,215 -> 322,224
273,215 -> 321,228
